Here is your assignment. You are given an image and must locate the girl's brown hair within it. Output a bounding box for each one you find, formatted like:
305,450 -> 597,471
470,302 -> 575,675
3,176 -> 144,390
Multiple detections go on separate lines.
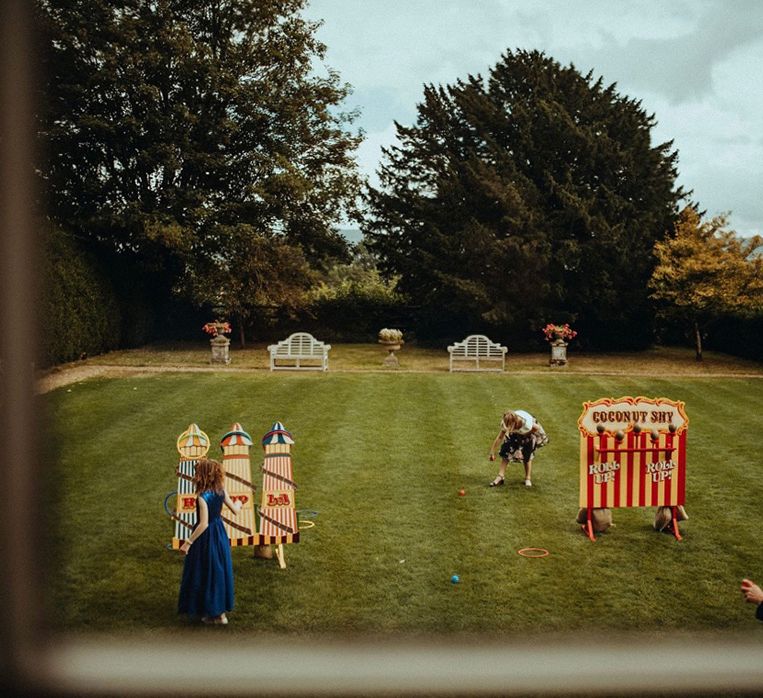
193,457 -> 225,494
502,411 -> 523,432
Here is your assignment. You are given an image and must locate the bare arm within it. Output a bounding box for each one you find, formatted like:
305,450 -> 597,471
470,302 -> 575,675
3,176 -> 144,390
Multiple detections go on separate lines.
489,429 -> 506,460
180,496 -> 208,555
224,490 -> 242,516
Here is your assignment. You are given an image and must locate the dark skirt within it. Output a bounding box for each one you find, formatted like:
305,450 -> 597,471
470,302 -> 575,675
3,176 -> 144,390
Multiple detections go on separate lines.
499,428 -> 548,463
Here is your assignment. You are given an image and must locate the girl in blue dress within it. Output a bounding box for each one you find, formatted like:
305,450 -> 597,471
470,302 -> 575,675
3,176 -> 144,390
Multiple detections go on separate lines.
178,457 -> 241,625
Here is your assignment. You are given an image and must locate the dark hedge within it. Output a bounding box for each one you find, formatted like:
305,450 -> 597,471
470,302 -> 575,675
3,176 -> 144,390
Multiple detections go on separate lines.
40,227 -> 121,366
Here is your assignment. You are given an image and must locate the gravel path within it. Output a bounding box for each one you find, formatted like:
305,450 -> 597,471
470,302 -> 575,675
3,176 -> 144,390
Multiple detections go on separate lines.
36,365 -> 111,393
35,364 -> 258,393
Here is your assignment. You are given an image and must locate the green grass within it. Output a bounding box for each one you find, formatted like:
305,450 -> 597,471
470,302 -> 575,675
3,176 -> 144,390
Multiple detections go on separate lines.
43,370 -> 763,638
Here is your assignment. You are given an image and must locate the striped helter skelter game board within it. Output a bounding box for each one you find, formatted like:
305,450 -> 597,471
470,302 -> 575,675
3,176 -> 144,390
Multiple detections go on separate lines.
172,424 -> 210,550
220,423 -> 258,547
259,422 -> 299,567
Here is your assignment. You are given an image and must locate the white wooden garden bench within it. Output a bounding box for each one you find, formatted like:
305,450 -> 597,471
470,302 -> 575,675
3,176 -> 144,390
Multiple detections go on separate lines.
447,334 -> 507,372
268,332 -> 331,371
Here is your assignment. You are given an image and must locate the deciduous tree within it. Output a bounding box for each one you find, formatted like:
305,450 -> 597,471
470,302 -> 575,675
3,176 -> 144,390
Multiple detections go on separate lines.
185,226 -> 314,347
649,206 -> 763,360
38,0 -> 361,323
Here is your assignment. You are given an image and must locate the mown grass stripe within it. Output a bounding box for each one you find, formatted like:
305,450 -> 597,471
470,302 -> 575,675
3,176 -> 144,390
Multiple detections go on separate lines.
42,372 -> 763,635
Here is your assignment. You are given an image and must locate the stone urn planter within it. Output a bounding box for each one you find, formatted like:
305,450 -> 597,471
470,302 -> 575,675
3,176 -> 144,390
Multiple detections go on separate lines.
549,337 -> 568,367
203,321 -> 232,364
378,328 -> 404,368
542,323 -> 577,368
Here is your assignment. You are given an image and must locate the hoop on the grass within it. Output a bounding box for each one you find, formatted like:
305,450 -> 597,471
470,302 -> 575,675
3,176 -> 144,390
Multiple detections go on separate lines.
517,547 -> 549,558
297,509 -> 319,519
298,520 -> 315,530
163,492 -> 177,517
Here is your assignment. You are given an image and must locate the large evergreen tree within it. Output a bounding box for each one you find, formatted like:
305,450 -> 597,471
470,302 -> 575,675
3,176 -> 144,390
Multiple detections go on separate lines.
364,50 -> 685,347
37,0 -> 362,335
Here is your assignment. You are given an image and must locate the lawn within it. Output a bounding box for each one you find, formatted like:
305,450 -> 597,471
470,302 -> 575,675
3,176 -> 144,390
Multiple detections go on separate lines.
42,367 -> 763,639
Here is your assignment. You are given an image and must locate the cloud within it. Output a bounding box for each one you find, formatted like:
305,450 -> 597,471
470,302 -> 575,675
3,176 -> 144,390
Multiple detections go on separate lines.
647,93 -> 763,234
555,1 -> 763,104
308,0 -> 518,91
354,122 -> 400,189
343,86 -> 410,132
305,0 -> 763,235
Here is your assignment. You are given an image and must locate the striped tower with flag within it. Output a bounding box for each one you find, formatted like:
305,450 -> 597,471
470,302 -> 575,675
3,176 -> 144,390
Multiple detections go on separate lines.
259,422 -> 300,552
219,423 -> 258,547
171,424 -> 210,550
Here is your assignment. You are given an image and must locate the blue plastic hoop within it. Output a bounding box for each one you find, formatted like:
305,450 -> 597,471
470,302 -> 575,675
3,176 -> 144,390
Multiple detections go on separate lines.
163,492 -> 176,517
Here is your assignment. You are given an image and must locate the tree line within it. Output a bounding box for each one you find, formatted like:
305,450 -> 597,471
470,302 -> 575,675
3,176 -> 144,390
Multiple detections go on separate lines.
38,0 -> 367,360
37,1 -> 762,364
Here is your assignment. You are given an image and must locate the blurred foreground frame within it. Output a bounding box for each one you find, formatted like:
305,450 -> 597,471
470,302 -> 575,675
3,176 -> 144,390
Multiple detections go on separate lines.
1,2 -> 762,695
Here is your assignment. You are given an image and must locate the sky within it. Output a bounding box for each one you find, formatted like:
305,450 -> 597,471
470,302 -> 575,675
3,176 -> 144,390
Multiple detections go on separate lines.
303,0 -> 763,237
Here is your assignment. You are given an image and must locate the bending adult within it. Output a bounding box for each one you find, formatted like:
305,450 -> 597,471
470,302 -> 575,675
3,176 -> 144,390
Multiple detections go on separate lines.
740,579 -> 763,621
488,409 -> 548,488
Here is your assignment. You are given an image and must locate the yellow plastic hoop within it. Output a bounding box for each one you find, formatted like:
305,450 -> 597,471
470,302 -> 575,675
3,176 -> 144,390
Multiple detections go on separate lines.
298,520 -> 315,530
517,547 -> 549,558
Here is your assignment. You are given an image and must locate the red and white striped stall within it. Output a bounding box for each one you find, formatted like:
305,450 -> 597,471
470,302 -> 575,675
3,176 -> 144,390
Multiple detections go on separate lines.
578,396 -> 689,541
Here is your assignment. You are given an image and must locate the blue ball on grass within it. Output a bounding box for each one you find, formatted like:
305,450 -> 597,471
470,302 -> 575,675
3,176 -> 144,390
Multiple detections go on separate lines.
450,574 -> 460,584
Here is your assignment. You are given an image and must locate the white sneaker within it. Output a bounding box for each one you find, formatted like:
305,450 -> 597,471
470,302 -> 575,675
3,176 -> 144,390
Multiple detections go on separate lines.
524,479 -> 532,487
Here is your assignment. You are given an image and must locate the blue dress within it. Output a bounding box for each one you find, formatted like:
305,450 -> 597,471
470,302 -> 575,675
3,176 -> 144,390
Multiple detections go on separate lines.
178,490 -> 234,618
